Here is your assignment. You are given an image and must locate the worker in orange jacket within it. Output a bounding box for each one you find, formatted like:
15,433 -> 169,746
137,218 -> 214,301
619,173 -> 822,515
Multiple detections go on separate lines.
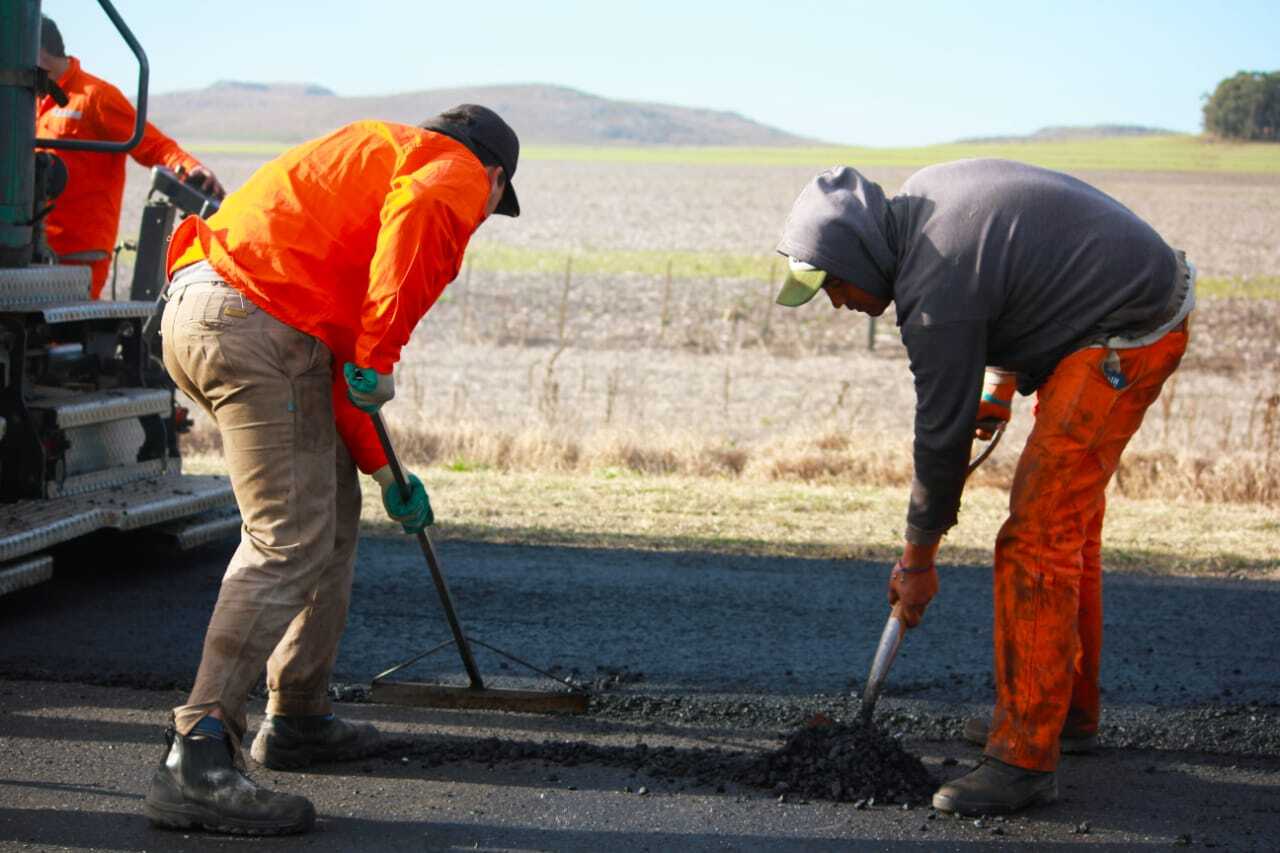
144,106 -> 519,836
776,161 -> 1192,816
35,16 -> 223,298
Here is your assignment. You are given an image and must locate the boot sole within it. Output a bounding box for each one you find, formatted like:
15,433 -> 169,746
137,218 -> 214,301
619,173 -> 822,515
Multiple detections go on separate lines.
251,737 -> 385,771
144,796 -> 315,836
931,779 -> 1058,816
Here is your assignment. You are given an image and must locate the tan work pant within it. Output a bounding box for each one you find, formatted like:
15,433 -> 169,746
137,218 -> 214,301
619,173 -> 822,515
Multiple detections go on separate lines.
161,279 -> 362,758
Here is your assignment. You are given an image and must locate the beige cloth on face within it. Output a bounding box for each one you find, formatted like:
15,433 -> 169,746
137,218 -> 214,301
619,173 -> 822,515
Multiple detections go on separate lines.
161,278 -> 362,759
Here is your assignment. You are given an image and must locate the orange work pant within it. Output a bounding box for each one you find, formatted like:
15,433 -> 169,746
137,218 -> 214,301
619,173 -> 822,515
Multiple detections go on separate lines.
986,324 -> 1188,772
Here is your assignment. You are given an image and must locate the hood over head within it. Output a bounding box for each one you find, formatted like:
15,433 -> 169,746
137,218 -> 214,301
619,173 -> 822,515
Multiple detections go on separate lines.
776,166 -> 898,302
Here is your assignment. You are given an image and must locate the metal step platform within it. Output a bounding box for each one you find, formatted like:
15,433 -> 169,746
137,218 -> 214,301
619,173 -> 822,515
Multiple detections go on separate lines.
28,386 -> 172,429
47,459 -> 170,499
153,504 -> 242,551
0,265 -> 91,306
37,300 -> 158,324
0,267 -> 156,323
0,555 -> 54,597
0,473 -> 236,564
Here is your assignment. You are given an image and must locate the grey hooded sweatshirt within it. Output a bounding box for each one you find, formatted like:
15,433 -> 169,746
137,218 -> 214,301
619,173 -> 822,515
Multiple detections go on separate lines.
777,159 -> 1183,545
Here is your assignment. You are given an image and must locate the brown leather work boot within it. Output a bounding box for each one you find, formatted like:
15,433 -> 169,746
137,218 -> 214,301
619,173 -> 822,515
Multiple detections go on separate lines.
250,714 -> 384,770
144,729 -> 315,835
963,717 -> 1098,754
932,756 -> 1058,815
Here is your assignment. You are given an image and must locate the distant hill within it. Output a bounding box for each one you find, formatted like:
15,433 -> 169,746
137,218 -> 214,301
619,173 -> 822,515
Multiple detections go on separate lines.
145,82 -> 811,146
957,125 -> 1179,144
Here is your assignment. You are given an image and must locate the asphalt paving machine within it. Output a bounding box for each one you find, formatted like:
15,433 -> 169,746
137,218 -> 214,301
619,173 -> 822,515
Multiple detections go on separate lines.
0,0 -> 239,598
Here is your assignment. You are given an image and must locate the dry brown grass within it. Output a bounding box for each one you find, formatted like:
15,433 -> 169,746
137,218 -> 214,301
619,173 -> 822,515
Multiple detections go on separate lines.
185,394 -> 1280,509
182,454 -> 1280,580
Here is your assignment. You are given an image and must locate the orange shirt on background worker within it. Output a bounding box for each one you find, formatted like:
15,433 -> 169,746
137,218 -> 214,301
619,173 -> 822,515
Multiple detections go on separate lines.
36,56 -> 205,299
166,120 -> 491,474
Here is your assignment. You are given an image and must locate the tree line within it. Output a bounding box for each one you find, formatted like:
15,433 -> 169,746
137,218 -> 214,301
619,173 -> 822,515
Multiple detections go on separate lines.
1203,71 -> 1280,141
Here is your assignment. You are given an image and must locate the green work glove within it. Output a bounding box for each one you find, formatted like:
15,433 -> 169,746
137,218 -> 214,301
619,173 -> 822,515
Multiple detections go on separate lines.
373,466 -> 433,533
344,362 -> 395,413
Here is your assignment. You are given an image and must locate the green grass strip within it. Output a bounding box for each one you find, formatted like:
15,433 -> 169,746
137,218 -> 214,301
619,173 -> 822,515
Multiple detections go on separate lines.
465,245 -> 1279,297
1196,276 -> 1280,299
526,136 -> 1280,174
189,135 -> 1280,174
465,243 -> 777,279
118,233 -> 1280,297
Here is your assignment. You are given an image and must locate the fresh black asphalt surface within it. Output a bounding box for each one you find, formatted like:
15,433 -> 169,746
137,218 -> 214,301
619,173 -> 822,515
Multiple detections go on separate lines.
3,535 -> 1276,707
0,532 -> 1277,850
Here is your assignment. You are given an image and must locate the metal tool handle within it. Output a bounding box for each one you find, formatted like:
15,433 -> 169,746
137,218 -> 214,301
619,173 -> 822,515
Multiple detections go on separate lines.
370,411 -> 485,690
371,411 -> 413,503
967,421 -> 1006,477
859,602 -> 905,724
858,421 -> 1005,723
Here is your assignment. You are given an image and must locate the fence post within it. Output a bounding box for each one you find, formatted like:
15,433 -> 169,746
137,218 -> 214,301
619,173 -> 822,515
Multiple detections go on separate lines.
659,259 -> 673,340
461,259 -> 472,340
761,257 -> 777,344
557,255 -> 573,346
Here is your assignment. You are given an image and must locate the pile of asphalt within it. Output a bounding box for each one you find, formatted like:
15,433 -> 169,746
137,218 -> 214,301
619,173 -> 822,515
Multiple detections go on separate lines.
734,715 -> 936,805
396,712 -> 935,804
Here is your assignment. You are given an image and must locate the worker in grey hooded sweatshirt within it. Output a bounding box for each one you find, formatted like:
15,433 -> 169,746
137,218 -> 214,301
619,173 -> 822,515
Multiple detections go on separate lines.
774,159 -> 1193,816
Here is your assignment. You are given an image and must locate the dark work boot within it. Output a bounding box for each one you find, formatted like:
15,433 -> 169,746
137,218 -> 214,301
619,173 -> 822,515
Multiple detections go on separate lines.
963,717 -> 1098,754
932,756 -> 1058,815
144,729 -> 315,835
250,714 -> 384,770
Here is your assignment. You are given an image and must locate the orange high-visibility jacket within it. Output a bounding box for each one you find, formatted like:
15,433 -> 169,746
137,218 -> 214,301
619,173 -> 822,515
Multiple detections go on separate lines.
36,56 -> 204,298
166,120 -> 491,474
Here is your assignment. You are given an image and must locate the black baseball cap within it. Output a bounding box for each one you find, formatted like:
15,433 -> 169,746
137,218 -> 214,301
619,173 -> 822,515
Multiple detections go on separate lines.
419,105 -> 520,217
41,16 -> 66,58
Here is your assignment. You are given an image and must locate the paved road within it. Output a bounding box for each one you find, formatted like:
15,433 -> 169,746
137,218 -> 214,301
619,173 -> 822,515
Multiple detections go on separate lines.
0,533 -> 1277,851
2,536 -> 1276,706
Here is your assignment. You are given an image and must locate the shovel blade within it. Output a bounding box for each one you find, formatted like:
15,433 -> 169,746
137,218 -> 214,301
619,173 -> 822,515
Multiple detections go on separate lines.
859,609 -> 905,722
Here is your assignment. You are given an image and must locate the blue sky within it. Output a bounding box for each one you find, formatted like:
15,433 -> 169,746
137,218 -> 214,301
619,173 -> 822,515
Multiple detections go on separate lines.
41,0 -> 1280,146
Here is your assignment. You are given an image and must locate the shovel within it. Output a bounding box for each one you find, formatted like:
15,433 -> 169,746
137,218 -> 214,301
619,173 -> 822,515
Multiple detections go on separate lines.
365,409 -> 589,714
858,422 -> 1006,723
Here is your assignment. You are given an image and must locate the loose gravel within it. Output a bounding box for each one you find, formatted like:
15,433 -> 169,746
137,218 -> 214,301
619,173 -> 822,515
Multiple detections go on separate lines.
397,712 -> 936,805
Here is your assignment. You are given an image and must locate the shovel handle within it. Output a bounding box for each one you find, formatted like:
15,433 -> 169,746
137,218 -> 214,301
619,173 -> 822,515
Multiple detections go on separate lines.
368,412 -> 485,690
967,421 -> 1006,477
373,415 -> 415,504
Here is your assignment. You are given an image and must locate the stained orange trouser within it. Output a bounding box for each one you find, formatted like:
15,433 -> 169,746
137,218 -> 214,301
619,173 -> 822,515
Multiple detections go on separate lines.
986,323 -> 1188,772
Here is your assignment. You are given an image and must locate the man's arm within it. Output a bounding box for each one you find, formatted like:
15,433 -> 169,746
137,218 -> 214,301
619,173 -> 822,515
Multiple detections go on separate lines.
902,320 -> 987,545
94,84 -> 223,196
888,320 -> 986,627
331,369 -> 388,475
353,157 -> 489,373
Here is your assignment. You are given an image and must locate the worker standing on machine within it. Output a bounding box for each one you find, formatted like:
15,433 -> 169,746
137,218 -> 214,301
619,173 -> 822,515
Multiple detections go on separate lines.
34,15 -> 223,298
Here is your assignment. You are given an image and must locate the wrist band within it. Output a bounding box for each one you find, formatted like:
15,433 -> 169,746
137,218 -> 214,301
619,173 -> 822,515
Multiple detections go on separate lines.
893,560 -> 934,577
